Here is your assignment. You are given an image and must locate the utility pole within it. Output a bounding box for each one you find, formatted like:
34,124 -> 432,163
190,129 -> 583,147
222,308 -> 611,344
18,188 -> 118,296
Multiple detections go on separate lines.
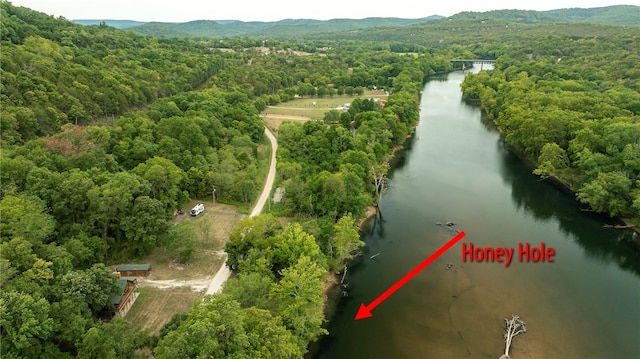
212,186 -> 216,207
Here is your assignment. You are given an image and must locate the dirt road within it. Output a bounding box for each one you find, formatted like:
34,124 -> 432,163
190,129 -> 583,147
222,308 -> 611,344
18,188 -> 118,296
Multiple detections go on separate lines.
250,127 -> 277,217
205,127 -> 277,295
260,113 -> 312,121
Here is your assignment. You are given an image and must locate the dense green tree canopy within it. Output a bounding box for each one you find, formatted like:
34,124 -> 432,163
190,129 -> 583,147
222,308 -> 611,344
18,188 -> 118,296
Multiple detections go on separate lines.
5,2 -> 637,357
461,30 -> 640,218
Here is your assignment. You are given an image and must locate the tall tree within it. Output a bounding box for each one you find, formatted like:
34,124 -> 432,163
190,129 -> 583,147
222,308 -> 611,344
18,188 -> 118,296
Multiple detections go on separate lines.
329,214 -> 364,270
269,256 -> 327,350
120,196 -> 169,256
0,291 -> 54,357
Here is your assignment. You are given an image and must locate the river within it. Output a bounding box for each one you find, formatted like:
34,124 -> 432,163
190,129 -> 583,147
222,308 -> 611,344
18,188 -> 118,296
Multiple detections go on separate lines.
312,67 -> 640,358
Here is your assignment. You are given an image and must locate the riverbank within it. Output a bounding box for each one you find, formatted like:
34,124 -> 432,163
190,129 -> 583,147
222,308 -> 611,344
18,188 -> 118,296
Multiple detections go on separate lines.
314,65 -> 640,359
478,106 -> 640,237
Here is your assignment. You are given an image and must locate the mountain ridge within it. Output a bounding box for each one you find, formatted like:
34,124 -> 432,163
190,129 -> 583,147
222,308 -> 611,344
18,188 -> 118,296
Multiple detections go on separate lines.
71,5 -> 638,38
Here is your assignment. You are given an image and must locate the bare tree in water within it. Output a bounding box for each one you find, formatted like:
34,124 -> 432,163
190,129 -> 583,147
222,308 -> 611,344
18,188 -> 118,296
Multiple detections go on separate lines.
371,163 -> 389,206
499,315 -> 527,359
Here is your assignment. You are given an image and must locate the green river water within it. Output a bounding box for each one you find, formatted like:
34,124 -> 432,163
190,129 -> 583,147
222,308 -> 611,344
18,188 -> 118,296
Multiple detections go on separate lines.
312,68 -> 640,359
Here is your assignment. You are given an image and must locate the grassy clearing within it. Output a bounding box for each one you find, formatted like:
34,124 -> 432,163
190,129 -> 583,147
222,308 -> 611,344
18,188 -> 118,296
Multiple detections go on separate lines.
126,286 -> 199,334
125,128 -> 275,332
262,90 -> 389,124
126,202 -> 245,332
262,106 -> 329,120
262,115 -> 315,132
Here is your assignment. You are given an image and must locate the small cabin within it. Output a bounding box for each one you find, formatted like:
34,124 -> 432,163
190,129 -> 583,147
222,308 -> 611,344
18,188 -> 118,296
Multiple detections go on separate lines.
191,203 -> 205,216
116,264 -> 151,277
109,277 -> 139,317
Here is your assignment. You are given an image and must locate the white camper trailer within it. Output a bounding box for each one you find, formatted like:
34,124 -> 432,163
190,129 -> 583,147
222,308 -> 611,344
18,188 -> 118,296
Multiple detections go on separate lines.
190,203 -> 204,216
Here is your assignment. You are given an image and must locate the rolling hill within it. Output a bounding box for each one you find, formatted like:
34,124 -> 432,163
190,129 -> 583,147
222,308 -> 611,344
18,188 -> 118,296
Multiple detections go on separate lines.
72,5 -> 638,38
124,16 -> 444,38
450,5 -> 640,25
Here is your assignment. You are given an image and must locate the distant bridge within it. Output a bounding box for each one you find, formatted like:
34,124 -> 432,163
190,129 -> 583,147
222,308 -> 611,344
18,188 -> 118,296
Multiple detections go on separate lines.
450,59 -> 497,64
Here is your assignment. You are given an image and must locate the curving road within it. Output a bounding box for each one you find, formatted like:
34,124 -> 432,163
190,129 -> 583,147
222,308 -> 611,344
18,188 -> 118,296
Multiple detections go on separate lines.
205,127 -> 277,295
250,127 -> 278,217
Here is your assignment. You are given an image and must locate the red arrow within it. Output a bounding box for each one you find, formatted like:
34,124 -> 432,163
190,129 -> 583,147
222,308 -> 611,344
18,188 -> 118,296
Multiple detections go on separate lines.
354,230 -> 466,320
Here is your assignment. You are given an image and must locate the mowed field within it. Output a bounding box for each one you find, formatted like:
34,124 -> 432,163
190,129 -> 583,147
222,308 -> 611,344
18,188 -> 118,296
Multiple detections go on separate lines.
125,201 -> 246,333
261,90 -> 388,131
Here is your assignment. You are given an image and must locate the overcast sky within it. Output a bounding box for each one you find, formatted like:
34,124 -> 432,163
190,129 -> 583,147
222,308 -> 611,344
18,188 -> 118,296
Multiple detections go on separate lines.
10,0 -> 640,22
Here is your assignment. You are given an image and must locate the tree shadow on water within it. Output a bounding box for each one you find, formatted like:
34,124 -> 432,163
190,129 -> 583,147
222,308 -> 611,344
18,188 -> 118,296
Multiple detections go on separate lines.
497,144 -> 640,277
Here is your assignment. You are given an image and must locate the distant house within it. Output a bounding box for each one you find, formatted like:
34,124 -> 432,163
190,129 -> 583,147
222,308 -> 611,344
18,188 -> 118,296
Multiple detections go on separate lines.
116,264 -> 151,277
109,277 -> 139,317
255,46 -> 270,55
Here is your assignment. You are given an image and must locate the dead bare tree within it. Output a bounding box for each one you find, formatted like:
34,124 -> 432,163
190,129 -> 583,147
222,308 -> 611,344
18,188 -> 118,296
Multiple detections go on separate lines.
499,315 -> 527,359
371,163 -> 390,206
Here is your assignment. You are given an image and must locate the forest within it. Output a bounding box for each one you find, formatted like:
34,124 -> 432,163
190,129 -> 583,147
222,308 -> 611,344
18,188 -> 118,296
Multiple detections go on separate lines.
1,1 -> 638,358
460,29 -> 640,219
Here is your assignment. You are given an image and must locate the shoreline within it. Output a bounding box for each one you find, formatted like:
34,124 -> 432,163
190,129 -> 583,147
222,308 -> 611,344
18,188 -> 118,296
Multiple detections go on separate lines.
320,123 -> 417,317
481,110 -> 640,237
320,122 -> 417,317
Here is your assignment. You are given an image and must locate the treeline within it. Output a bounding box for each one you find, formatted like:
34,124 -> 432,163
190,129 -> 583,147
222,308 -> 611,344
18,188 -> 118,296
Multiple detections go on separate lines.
207,44 -> 453,103
461,31 -> 640,219
450,5 -> 640,26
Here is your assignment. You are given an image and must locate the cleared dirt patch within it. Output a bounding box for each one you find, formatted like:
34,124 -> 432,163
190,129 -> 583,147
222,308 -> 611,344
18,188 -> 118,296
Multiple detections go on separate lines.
262,114 -> 313,131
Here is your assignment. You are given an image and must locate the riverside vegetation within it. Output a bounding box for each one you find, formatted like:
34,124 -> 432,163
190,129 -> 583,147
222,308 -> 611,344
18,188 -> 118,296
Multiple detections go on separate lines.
460,29 -> 640,223
1,1 -> 639,357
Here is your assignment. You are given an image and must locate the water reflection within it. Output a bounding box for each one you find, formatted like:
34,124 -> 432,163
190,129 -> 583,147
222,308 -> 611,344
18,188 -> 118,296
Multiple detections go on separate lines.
388,132 -> 416,173
312,68 -> 640,359
495,127 -> 640,277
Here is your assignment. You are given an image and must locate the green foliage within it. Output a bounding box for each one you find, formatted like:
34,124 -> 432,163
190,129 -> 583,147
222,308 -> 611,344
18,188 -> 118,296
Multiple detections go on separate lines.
450,6 -> 640,26
461,29 -> 640,217
225,214 -> 282,269
275,54 -> 424,219
269,256 -> 328,348
578,172 -> 633,216
57,264 -> 119,315
154,294 -> 301,359
1,2 -> 224,142
132,157 -> 187,212
0,291 -> 54,357
329,214 -> 365,270
165,223 -> 196,263
77,318 -> 148,359
271,223 -> 325,274
120,196 -> 169,256
0,194 -> 55,244
223,272 -> 274,309
533,143 -> 569,177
